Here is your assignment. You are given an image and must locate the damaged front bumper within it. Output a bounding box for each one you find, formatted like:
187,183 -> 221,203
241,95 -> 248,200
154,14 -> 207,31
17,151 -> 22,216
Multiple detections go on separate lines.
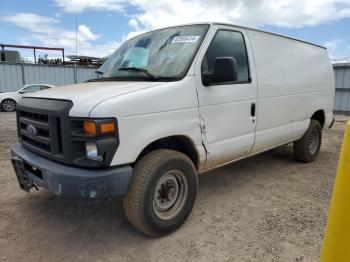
10,143 -> 133,199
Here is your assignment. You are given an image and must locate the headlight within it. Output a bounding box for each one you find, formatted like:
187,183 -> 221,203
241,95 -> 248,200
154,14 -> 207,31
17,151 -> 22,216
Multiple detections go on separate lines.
85,142 -> 102,161
70,117 -> 118,167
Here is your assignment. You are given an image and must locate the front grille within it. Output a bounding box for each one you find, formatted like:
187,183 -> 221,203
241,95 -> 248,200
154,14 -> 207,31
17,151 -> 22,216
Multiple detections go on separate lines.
16,98 -> 73,164
18,110 -> 52,153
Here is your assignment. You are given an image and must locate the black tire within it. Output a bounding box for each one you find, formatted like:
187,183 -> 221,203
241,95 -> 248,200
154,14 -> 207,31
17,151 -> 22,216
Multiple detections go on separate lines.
293,120 -> 322,163
1,99 -> 16,112
123,149 -> 198,237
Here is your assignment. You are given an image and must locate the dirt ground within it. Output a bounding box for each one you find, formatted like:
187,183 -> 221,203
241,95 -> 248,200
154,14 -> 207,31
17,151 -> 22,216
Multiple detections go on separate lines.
0,112 -> 348,262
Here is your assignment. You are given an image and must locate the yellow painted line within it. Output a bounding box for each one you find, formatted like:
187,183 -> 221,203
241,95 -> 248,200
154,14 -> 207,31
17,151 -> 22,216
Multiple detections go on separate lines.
321,121 -> 350,261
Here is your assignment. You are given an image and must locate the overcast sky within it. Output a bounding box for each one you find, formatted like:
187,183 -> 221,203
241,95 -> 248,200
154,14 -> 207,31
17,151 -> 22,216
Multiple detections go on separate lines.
1,0 -> 350,60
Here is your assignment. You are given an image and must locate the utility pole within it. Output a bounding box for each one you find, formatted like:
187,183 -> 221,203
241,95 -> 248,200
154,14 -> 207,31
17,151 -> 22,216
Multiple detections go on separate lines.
74,16 -> 78,84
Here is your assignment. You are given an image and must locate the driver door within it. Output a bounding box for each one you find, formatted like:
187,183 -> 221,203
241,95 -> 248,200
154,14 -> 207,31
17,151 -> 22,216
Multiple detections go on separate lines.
194,26 -> 258,169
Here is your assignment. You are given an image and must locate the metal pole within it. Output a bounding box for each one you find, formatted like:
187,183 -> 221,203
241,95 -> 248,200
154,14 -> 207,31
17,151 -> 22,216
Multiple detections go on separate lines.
62,49 -> 65,63
34,48 -> 36,64
1,44 -> 5,61
74,17 -> 78,83
20,63 -> 25,86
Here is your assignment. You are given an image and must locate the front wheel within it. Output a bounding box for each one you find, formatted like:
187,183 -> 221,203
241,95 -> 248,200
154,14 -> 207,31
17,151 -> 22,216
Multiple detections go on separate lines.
1,99 -> 16,112
123,149 -> 198,237
293,120 -> 322,163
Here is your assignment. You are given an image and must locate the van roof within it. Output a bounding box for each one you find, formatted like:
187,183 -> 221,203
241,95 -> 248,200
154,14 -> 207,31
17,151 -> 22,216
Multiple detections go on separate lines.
148,22 -> 326,50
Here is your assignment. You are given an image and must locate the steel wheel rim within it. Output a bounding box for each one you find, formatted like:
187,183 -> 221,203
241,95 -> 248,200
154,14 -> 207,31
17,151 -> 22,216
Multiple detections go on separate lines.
309,129 -> 319,154
153,170 -> 188,220
2,100 -> 15,111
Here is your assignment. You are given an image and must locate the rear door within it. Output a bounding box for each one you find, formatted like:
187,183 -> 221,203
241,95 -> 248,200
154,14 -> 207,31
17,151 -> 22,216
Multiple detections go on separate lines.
194,25 -> 258,169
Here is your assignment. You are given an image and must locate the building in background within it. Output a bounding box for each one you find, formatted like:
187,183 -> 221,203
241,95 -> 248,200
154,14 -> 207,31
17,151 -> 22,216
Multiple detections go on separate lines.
333,58 -> 350,114
0,50 -> 20,63
0,43 -> 102,92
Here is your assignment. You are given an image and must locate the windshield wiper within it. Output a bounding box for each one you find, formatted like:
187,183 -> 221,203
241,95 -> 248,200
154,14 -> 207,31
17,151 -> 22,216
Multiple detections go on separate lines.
118,67 -> 159,80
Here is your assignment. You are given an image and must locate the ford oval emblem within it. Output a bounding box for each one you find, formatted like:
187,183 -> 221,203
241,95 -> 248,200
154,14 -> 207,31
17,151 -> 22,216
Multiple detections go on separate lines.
26,125 -> 37,138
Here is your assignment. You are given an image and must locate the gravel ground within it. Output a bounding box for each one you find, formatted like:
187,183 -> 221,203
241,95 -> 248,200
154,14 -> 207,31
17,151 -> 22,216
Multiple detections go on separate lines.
0,111 -> 348,262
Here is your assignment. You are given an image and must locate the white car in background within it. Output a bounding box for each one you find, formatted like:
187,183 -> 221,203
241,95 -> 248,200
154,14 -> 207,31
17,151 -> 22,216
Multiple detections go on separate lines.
0,84 -> 55,112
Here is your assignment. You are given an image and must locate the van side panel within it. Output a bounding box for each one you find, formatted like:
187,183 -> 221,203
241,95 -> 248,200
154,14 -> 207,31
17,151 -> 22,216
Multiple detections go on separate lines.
246,29 -> 335,154
89,76 -> 207,170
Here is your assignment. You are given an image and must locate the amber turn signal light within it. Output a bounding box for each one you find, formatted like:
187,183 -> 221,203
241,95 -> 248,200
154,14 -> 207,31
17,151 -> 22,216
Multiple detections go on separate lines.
100,122 -> 116,134
83,121 -> 96,136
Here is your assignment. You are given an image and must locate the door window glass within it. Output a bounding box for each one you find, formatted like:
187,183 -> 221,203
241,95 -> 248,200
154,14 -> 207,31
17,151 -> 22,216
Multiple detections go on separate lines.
22,85 -> 42,93
39,85 -> 51,90
202,30 -> 250,82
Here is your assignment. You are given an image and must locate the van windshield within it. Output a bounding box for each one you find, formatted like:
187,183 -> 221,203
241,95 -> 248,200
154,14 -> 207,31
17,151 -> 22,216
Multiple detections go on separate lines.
93,24 -> 209,81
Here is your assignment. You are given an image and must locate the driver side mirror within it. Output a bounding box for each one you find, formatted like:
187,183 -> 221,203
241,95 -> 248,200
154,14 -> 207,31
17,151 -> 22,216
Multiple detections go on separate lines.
203,57 -> 238,86
18,91 -> 26,94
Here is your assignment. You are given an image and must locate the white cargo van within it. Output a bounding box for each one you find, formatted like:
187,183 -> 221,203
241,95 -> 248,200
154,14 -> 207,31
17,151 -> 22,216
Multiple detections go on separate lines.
10,23 -> 335,237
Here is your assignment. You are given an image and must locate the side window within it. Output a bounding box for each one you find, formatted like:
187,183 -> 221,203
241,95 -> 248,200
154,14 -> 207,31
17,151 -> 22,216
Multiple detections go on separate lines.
201,30 -> 250,83
22,85 -> 42,93
39,85 -> 51,90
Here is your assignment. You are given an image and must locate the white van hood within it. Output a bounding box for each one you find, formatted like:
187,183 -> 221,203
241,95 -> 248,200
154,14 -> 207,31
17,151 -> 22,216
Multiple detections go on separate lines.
26,81 -> 166,116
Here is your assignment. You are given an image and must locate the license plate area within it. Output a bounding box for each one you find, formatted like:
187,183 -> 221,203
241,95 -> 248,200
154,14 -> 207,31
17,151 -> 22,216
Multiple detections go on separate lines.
11,157 -> 40,192
23,162 -> 43,180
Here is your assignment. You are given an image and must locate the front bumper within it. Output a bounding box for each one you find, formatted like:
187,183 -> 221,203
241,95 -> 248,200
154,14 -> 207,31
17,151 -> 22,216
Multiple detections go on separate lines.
10,143 -> 133,199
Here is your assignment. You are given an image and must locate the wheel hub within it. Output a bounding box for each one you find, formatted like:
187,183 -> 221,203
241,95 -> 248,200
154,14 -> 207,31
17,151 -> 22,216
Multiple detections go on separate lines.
153,170 -> 188,220
155,174 -> 179,211
2,100 -> 15,111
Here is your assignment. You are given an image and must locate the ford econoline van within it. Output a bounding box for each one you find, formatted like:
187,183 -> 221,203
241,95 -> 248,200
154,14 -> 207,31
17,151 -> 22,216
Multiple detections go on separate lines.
11,23 -> 335,237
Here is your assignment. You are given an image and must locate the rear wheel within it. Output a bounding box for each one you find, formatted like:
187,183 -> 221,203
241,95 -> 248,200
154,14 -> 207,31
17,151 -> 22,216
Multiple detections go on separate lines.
123,149 -> 198,237
293,120 -> 322,163
1,99 -> 16,112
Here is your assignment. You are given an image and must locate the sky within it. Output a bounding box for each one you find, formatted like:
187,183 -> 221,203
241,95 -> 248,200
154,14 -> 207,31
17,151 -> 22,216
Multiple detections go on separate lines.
1,0 -> 350,60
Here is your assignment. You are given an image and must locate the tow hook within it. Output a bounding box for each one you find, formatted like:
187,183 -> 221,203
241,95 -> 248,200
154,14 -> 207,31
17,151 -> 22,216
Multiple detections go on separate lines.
20,181 -> 39,192
31,183 -> 39,191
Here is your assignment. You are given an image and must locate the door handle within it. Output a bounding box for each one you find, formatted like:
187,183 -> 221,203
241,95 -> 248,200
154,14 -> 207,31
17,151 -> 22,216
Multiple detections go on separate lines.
250,103 -> 256,117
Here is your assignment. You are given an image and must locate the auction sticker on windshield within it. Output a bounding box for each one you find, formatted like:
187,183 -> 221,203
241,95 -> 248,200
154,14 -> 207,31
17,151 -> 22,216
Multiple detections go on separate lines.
172,35 -> 200,43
